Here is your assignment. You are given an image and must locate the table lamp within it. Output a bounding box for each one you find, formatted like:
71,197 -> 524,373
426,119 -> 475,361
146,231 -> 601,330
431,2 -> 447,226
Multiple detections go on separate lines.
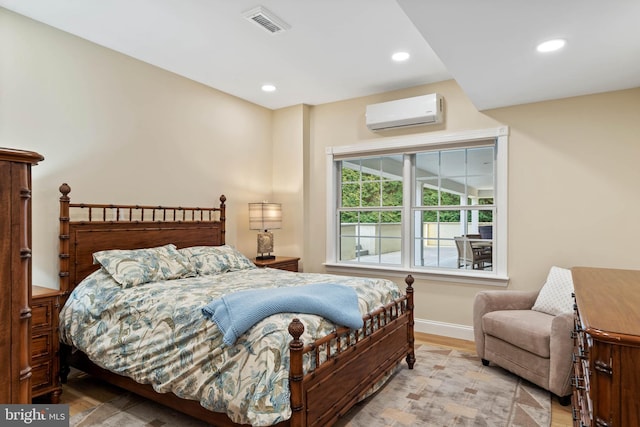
248,202 -> 282,260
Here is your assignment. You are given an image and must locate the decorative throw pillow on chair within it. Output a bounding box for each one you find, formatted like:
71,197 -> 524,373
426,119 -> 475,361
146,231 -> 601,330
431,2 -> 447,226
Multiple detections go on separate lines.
531,266 -> 575,315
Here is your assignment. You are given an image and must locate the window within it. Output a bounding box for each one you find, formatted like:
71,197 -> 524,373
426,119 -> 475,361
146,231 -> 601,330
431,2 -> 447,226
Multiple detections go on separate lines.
326,127 -> 508,282
339,155 -> 403,265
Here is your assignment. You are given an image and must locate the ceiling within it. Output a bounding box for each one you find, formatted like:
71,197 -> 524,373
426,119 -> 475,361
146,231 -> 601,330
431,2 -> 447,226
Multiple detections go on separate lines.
2,0 -> 639,111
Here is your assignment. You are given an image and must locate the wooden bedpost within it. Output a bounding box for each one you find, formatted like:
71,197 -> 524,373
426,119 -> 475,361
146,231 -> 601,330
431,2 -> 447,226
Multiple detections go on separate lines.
59,183 -> 71,299
58,183 -> 71,382
218,195 -> 226,245
288,318 -> 305,427
405,274 -> 416,369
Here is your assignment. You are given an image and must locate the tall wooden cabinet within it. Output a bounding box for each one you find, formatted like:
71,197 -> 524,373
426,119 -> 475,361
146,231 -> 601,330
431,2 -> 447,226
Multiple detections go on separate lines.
0,147 -> 44,404
571,267 -> 640,427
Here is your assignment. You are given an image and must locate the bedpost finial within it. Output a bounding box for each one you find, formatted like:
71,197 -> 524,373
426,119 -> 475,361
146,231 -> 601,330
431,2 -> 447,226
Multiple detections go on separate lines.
288,318 -> 304,340
405,274 -> 414,288
60,183 -> 71,197
219,194 -> 226,205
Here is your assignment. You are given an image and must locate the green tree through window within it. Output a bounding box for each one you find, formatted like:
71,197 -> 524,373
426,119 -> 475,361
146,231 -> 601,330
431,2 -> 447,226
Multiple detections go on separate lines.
341,166 -> 402,223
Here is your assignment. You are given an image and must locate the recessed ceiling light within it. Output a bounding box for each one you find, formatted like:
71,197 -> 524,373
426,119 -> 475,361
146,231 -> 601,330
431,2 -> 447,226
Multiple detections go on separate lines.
392,51 -> 410,62
536,39 -> 566,53
261,84 -> 276,92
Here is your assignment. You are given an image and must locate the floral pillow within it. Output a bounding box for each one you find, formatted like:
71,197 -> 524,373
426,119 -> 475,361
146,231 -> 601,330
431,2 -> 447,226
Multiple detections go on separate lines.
180,245 -> 256,275
214,245 -> 257,271
93,244 -> 195,288
179,246 -> 229,276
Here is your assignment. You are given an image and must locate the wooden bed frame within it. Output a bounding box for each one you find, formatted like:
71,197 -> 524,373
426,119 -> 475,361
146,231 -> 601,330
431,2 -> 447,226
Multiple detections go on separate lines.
57,183 -> 415,427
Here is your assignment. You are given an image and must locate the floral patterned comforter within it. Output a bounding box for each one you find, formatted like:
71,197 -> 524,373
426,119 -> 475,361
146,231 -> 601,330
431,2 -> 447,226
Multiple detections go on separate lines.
59,267 -> 402,426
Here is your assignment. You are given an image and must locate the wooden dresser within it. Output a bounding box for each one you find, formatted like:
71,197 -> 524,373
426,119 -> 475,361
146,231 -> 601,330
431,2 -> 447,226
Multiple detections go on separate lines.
571,267 -> 640,427
31,286 -> 63,403
0,147 -> 44,404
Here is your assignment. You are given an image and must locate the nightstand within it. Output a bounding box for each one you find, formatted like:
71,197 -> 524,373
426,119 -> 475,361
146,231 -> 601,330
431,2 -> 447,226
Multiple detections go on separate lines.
31,286 -> 63,403
252,256 -> 300,272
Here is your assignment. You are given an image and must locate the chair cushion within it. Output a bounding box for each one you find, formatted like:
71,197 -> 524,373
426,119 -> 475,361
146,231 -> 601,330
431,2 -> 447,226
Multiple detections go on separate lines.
482,309 -> 553,358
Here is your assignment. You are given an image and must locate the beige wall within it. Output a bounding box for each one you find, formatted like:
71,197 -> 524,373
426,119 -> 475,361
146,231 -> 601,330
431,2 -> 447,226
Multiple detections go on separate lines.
271,105 -> 308,268
1,8 -> 276,286
4,7 -> 640,335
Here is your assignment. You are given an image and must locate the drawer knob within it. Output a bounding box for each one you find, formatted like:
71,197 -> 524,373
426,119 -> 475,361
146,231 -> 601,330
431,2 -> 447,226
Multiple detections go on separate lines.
594,360 -> 613,376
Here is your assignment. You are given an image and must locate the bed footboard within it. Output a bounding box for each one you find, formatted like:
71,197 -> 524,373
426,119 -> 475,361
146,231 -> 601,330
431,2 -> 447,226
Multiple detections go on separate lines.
288,274 -> 415,427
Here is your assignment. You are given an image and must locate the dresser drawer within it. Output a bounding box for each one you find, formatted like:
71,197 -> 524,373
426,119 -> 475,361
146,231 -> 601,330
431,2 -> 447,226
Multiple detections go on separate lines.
31,286 -> 63,402
31,360 -> 53,393
591,341 -> 616,425
31,299 -> 53,330
32,331 -> 52,360
252,256 -> 300,272
273,259 -> 298,272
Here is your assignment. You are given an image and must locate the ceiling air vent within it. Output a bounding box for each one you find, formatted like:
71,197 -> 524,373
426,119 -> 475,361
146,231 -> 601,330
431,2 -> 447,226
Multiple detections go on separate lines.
243,6 -> 290,34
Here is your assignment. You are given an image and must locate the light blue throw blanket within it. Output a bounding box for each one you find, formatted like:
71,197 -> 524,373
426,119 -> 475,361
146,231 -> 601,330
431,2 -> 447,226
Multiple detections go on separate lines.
202,283 -> 364,346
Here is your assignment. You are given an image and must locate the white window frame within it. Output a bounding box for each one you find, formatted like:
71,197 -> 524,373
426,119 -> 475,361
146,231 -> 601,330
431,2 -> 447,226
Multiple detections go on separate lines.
325,127 -> 509,286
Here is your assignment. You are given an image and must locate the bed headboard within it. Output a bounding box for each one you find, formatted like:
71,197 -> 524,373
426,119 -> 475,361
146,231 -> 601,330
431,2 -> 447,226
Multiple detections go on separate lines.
58,183 -> 226,297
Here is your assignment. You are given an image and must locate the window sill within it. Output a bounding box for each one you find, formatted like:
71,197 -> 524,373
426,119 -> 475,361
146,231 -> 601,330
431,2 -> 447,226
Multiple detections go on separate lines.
323,262 -> 509,287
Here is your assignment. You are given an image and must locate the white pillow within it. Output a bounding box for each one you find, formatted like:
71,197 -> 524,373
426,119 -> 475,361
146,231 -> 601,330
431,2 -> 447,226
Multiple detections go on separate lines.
531,266 -> 575,315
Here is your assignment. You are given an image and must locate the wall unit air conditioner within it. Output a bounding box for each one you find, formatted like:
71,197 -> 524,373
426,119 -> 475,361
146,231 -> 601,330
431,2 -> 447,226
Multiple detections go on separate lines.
365,93 -> 444,131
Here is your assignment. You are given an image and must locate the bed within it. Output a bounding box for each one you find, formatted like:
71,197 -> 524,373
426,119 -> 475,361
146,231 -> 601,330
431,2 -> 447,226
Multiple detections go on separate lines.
57,183 -> 415,427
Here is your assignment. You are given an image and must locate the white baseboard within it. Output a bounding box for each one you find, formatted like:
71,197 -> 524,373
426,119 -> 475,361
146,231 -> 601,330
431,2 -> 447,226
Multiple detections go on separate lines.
414,318 -> 475,342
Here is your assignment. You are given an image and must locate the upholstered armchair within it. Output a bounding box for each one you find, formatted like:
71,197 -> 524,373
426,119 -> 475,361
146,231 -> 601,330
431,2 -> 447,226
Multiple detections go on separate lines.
473,267 -> 575,404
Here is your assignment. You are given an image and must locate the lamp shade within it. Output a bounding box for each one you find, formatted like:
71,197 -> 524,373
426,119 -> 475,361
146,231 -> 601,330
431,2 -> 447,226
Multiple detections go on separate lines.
248,202 -> 282,231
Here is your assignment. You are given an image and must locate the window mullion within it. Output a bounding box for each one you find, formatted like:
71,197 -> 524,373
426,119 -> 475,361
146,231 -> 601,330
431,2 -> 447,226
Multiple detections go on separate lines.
403,154 -> 412,269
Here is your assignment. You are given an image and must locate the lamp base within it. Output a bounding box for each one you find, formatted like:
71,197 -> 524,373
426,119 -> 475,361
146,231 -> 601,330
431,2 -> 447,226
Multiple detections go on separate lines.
256,231 -> 275,260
